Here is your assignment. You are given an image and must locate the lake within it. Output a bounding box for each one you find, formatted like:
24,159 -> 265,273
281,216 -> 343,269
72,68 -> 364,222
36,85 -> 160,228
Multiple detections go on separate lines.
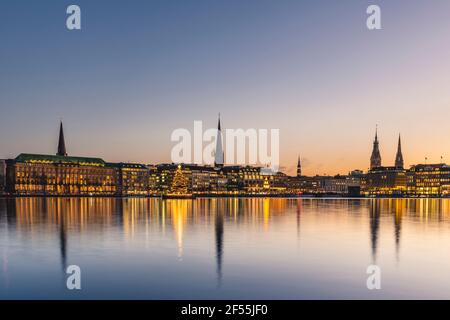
1,197 -> 450,299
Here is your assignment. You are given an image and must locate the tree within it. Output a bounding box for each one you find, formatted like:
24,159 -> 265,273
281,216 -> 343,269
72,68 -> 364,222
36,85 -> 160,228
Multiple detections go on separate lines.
170,165 -> 189,195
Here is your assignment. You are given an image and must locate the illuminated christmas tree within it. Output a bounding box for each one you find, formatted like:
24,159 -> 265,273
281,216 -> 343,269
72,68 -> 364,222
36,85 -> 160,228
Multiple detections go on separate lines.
170,165 -> 189,195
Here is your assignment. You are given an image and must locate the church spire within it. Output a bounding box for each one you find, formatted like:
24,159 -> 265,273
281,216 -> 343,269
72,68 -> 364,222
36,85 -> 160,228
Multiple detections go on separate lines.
395,134 -> 404,169
297,155 -> 302,177
57,121 -> 68,157
214,113 -> 224,167
370,126 -> 381,170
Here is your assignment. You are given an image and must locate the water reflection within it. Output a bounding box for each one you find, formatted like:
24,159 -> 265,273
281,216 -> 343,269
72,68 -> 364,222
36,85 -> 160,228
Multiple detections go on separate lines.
369,200 -> 380,263
2,197 -> 450,299
215,202 -> 224,287
296,199 -> 302,239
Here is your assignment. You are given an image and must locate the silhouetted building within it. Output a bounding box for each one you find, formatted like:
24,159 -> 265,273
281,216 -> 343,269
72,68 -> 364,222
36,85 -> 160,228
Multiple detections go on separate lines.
395,134 -> 404,169
57,121 -> 68,157
370,127 -> 382,169
297,156 -> 302,177
214,114 -> 224,167
0,160 -> 6,194
365,130 -> 408,196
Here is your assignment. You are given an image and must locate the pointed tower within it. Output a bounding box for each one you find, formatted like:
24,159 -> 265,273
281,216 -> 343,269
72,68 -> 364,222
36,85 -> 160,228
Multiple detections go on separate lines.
57,121 -> 68,157
296,156 -> 302,177
370,126 -> 381,170
395,134 -> 404,169
214,114 -> 224,167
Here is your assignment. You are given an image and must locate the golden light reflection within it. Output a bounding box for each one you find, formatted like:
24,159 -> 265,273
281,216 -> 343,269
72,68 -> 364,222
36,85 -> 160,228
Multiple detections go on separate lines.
263,198 -> 270,231
167,200 -> 191,260
7,197 -> 450,273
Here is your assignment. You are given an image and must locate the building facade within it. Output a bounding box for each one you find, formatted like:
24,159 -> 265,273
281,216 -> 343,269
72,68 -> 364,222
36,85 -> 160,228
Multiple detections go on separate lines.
407,164 -> 450,197
6,154 -> 117,196
0,160 -> 6,195
363,166 -> 407,196
370,128 -> 382,169
364,130 -> 407,196
112,163 -> 149,196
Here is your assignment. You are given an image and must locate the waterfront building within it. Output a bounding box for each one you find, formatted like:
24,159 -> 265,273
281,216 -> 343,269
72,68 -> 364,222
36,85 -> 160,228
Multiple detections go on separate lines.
111,163 -> 149,196
6,153 -> 117,196
5,123 -> 117,196
323,173 -> 362,195
191,165 -> 228,195
222,166 -> 265,194
268,171 -> 289,194
363,166 -> 407,196
155,163 -> 228,196
287,175 -> 321,194
153,163 -> 192,195
219,165 -> 289,195
364,130 -> 408,196
0,160 -> 6,194
147,165 -> 159,195
220,166 -> 241,194
297,156 -> 302,177
407,164 -> 450,197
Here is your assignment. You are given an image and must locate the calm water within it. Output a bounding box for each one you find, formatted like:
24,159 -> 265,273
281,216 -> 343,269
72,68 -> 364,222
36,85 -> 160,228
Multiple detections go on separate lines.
1,197 -> 450,299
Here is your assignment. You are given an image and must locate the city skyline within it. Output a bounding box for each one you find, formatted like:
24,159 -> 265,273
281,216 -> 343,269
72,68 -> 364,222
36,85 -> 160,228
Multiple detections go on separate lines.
1,1 -> 450,175
1,119 -> 449,177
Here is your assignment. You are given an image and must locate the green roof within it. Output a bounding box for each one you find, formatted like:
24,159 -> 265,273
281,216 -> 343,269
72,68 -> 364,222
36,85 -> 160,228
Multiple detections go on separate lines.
106,162 -> 148,169
15,153 -> 106,167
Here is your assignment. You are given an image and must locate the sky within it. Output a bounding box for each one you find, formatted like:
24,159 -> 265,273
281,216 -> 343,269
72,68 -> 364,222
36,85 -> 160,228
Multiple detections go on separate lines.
1,0 -> 450,176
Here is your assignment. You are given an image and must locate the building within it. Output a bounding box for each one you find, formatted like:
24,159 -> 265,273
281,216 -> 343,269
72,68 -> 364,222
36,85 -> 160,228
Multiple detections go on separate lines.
112,163 -> 149,196
267,171 -> 289,194
214,114 -> 224,167
5,123 -> 117,196
6,153 -> 117,196
407,164 -> 450,197
147,165 -> 159,195
222,166 -> 265,194
323,172 -> 362,195
296,156 -> 302,177
395,135 -> 404,169
364,130 -> 407,196
0,160 -> 6,195
287,176 -> 319,194
153,163 -> 193,195
370,127 -> 382,170
191,165 -> 227,195
363,166 -> 407,196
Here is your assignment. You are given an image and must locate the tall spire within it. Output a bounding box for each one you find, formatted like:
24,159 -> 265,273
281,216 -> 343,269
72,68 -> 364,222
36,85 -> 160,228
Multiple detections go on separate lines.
395,134 -> 404,169
57,121 -> 68,157
297,155 -> 302,177
370,126 -> 381,170
214,113 -> 224,167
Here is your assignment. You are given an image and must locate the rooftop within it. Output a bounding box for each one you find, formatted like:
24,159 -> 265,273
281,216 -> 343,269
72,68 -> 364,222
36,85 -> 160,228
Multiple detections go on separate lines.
15,153 -> 106,167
